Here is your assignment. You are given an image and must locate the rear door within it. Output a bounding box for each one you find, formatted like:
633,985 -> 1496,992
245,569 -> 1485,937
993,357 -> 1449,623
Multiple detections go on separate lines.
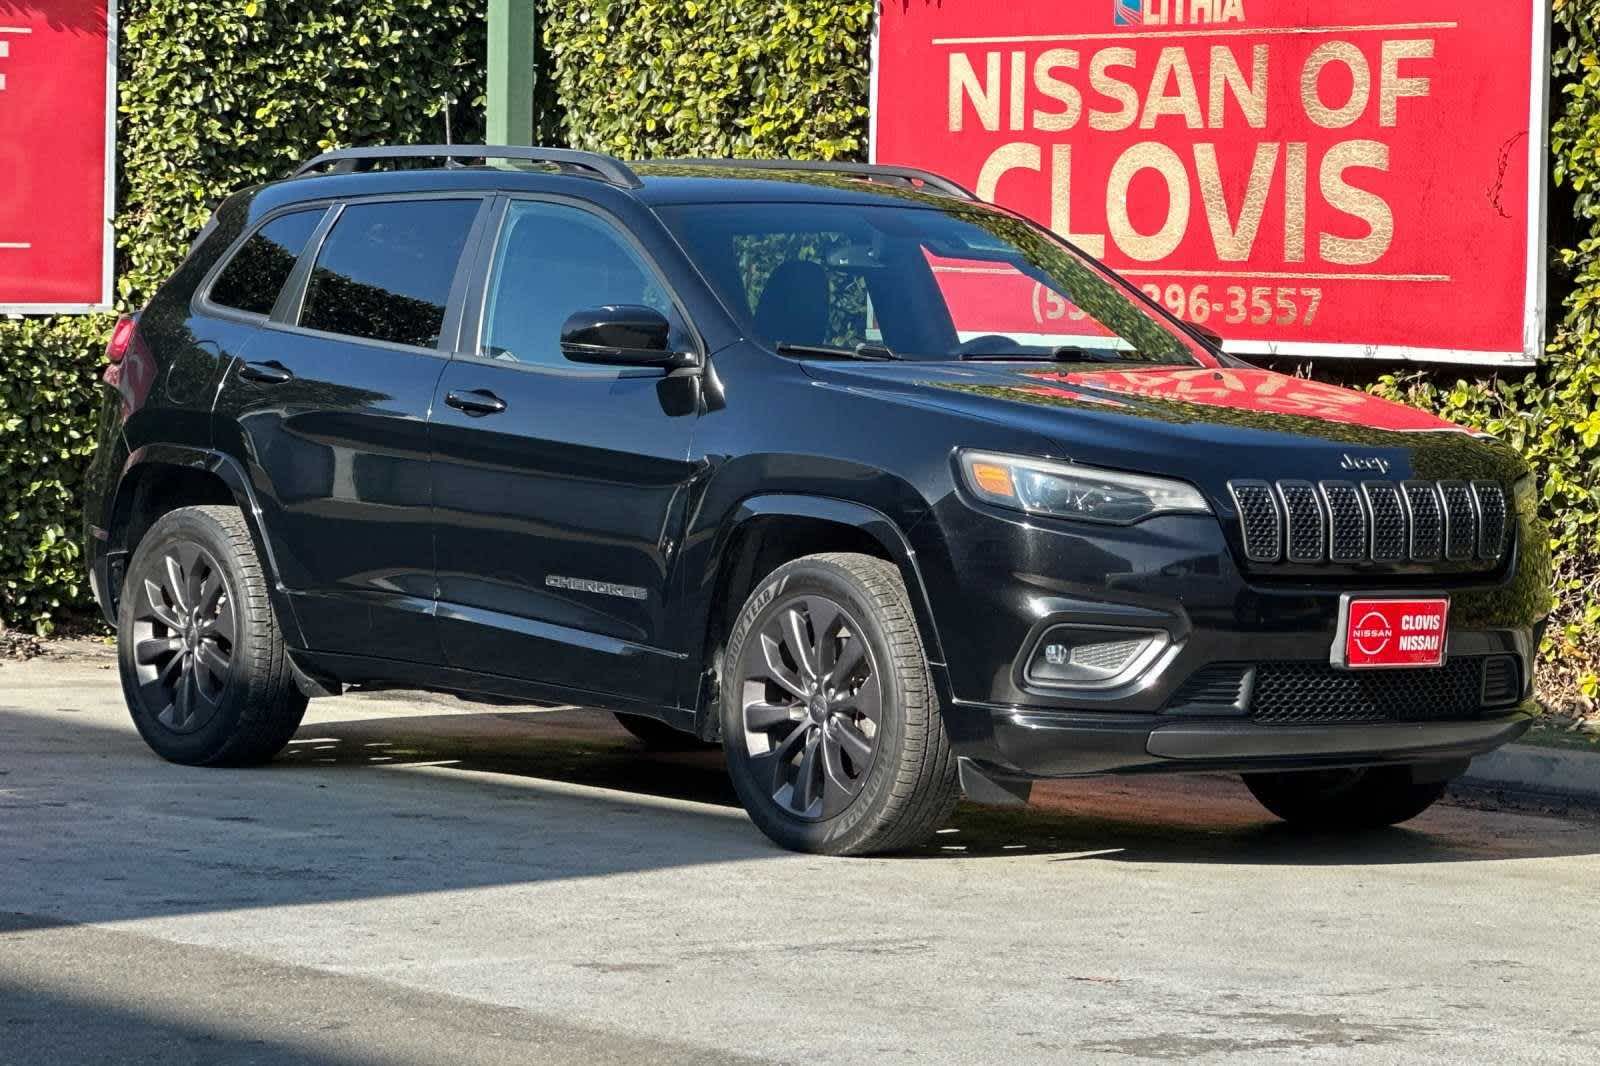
213,194 -> 489,663
428,195 -> 703,705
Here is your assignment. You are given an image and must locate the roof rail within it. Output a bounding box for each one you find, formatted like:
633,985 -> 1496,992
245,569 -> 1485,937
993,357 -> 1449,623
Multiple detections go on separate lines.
641,158 -> 978,200
291,145 -> 643,189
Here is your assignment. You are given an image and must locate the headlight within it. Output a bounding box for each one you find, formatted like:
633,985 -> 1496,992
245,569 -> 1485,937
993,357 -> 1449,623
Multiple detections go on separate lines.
958,449 -> 1211,525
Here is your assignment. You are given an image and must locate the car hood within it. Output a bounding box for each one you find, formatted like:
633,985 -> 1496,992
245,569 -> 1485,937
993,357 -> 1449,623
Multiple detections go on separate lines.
801,360 -> 1525,488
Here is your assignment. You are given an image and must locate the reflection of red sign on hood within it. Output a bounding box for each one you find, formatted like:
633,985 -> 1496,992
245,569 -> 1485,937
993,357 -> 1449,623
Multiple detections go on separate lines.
1013,382 -> 1131,409
1031,368 -> 1464,433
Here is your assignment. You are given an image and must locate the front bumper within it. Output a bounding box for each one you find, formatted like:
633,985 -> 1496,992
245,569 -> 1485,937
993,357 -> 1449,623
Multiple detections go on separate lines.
913,490 -> 1546,780
946,696 -> 1532,780
913,497 -> 1544,711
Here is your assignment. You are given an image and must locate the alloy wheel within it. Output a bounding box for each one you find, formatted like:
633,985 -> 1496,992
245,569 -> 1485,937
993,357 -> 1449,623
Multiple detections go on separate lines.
738,594 -> 882,820
129,543 -> 235,734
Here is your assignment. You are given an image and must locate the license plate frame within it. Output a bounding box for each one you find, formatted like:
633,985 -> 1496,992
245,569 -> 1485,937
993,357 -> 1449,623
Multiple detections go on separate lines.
1331,593 -> 1451,670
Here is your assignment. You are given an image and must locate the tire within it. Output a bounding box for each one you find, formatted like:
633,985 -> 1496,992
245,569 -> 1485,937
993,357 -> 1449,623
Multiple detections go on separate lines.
613,712 -> 715,751
720,552 -> 958,855
117,505 -> 308,766
1242,766 -> 1451,830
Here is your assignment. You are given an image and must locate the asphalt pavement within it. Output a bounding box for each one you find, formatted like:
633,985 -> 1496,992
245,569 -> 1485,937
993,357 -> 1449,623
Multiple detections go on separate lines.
2,645 -> 1597,1065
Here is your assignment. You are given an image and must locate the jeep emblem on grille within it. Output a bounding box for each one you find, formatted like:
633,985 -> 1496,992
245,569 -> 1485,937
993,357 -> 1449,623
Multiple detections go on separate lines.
1339,453 -> 1391,475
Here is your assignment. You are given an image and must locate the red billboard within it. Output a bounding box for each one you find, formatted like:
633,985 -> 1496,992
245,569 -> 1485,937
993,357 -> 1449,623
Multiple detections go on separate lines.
0,2 -> 115,313
872,1 -> 1548,365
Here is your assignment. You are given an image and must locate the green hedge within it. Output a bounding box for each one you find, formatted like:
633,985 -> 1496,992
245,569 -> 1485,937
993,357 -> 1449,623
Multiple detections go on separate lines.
2,0 -> 1596,711
0,317 -> 107,628
541,0 -> 874,160
0,0 -> 484,631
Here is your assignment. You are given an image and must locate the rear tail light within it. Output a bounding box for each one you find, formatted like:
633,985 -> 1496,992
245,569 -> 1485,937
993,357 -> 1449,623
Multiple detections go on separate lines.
106,315 -> 139,363
103,314 -> 154,414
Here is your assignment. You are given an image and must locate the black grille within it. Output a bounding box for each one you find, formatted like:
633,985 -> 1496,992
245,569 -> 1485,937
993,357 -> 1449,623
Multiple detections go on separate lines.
1164,657 -> 1525,723
1230,481 -> 1281,563
1404,481 -> 1444,560
1363,482 -> 1407,561
1474,482 -> 1509,560
1321,482 -> 1366,562
1226,478 -> 1509,569
1251,659 -> 1486,725
1279,481 -> 1325,563
1167,665 -> 1251,714
1440,481 -> 1477,561
1481,655 -> 1520,706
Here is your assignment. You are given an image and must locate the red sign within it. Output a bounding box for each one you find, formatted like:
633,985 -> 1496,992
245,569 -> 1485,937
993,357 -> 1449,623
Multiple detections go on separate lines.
1337,596 -> 1450,669
872,1 -> 1547,365
0,2 -> 115,313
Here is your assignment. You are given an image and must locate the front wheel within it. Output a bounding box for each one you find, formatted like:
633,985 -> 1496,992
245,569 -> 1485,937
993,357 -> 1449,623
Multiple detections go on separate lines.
1243,766 -> 1452,830
720,553 -> 958,855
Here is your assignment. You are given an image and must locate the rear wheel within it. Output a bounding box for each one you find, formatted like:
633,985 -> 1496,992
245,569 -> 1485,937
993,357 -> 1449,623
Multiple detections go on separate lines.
118,505 -> 307,766
1243,766 -> 1451,830
720,553 -> 958,855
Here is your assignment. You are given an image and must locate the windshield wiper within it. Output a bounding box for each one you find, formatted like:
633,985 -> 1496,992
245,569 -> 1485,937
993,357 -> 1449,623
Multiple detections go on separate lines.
775,341 -> 900,362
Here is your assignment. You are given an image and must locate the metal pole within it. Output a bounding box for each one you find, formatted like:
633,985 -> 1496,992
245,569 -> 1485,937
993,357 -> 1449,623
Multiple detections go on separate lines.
487,0 -> 535,145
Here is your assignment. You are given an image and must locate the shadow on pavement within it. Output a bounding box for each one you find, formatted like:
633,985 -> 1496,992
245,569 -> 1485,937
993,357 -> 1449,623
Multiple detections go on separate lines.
0,912 -> 756,1066
0,980 -> 379,1066
4,700 -> 1598,937
0,703 -> 778,926
284,707 -> 1600,868
279,705 -> 741,808
930,802 -> 1595,866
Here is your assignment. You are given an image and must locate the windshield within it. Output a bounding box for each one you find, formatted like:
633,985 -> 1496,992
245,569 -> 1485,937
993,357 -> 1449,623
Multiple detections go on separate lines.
658,199 -> 1207,365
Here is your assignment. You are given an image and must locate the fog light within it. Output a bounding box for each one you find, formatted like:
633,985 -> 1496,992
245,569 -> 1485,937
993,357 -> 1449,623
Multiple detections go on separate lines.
1025,627 -> 1168,690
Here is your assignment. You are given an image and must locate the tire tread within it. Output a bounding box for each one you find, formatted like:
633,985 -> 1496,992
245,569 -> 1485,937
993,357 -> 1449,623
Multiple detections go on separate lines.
725,552 -> 959,855
120,505 -> 306,767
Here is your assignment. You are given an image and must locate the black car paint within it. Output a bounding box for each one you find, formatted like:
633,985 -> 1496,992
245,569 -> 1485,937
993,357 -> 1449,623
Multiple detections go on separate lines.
84,163 -> 1549,783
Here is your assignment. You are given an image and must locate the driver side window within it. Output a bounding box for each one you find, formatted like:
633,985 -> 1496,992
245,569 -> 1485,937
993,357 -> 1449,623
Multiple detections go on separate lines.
479,200 -> 685,371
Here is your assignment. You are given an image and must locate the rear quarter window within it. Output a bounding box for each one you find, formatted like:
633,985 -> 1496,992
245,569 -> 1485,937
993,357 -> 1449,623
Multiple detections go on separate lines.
207,209 -> 326,316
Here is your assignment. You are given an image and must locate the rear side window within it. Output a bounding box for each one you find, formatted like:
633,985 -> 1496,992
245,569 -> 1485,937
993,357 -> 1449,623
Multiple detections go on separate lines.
207,209 -> 325,316
298,199 -> 479,349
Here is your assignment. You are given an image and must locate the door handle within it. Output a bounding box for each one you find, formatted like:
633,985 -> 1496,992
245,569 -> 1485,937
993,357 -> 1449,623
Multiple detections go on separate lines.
445,389 -> 507,416
239,360 -> 294,385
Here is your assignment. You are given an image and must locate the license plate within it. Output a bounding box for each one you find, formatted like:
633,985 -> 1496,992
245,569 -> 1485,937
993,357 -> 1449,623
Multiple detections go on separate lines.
1332,595 -> 1450,670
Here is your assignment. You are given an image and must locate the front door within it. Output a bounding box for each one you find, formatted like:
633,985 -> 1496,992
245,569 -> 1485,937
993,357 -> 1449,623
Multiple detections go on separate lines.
429,197 -> 702,705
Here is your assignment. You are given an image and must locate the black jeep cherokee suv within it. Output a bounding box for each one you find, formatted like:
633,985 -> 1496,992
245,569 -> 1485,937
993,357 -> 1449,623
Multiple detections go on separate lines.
85,146 -> 1550,854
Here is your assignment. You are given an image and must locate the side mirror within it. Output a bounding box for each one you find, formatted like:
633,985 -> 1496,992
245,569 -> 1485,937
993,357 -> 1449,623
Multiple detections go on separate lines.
1185,320 -> 1224,349
560,305 -> 690,368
